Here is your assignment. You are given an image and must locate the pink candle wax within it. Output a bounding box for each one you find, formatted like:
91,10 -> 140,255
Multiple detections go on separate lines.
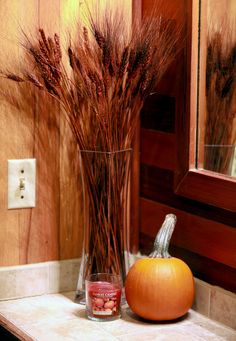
86,281 -> 121,319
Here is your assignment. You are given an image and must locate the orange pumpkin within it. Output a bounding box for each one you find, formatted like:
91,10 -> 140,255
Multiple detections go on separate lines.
125,214 -> 194,321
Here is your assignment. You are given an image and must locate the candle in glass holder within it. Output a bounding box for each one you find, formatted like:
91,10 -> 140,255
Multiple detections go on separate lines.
85,273 -> 122,321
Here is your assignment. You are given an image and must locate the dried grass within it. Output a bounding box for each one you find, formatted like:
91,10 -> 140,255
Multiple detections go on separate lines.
2,5 -> 182,152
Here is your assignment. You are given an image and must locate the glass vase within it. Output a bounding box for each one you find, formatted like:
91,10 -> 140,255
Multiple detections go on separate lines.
75,149 -> 132,303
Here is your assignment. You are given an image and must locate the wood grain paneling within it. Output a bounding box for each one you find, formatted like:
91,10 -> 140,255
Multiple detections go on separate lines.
27,0 -> 61,264
17,0 -> 39,265
141,129 -> 176,170
0,0 -> 39,266
140,164 -> 236,227
140,233 -> 236,293
59,0 -> 82,261
140,199 -> 236,268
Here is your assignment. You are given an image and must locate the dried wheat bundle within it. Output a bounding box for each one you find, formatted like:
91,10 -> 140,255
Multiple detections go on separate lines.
2,6 -> 181,152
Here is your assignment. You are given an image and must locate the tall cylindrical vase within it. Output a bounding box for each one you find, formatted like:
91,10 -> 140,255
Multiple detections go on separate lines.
75,149 -> 132,303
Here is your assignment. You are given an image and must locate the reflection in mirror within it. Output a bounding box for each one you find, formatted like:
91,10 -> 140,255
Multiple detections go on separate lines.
202,0 -> 236,176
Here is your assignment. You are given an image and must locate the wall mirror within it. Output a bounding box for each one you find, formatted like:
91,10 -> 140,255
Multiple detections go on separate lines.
197,0 -> 236,177
175,0 -> 236,212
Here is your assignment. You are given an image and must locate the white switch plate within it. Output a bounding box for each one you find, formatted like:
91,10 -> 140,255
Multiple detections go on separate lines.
8,159 -> 36,209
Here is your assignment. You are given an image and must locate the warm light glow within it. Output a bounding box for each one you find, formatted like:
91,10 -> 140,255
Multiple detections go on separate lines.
79,0 -> 131,27
60,0 -> 80,33
207,0 -> 236,31
60,0 -> 131,39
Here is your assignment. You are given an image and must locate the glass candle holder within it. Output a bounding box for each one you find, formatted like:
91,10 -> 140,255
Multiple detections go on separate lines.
85,273 -> 122,321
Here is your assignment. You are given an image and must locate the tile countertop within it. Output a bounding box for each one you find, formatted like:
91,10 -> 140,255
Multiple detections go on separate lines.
0,292 -> 235,341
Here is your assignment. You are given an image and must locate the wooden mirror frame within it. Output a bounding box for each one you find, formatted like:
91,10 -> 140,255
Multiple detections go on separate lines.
174,0 -> 236,212
132,0 -> 236,213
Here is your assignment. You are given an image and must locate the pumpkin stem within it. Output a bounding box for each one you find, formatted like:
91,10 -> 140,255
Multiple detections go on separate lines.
149,214 -> 177,258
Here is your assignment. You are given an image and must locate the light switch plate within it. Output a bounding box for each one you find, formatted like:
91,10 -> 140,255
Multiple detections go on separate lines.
8,158 -> 36,209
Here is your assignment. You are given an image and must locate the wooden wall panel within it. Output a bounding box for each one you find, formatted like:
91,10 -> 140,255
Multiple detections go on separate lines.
0,0 -> 80,265
0,0 -> 39,265
12,1 -> 38,265
0,1 -> 20,266
18,0 -> 61,264
59,0 -> 82,260
140,199 -> 236,268
141,129 -> 176,170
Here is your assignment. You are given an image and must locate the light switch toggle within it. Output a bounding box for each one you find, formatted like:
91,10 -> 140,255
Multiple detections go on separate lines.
19,177 -> 25,191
